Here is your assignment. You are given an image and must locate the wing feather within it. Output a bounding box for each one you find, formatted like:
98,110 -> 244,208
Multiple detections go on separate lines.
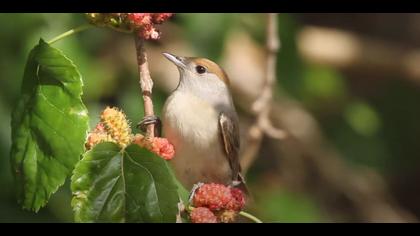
218,112 -> 241,181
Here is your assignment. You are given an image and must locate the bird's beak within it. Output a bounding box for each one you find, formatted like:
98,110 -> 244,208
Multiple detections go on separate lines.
162,52 -> 187,69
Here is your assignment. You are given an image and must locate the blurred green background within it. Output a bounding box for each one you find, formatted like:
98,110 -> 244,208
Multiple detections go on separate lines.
1,13 -> 420,222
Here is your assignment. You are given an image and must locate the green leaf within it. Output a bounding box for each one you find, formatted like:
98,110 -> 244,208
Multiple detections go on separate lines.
169,167 -> 189,205
10,39 -> 89,212
71,142 -> 180,223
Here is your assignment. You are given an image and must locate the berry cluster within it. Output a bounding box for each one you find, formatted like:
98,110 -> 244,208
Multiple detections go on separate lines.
126,13 -> 173,40
132,134 -> 175,160
85,106 -> 132,149
85,107 -> 175,160
85,13 -> 173,40
190,183 -> 246,223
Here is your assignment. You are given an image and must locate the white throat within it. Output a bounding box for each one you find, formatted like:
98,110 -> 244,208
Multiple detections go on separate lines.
176,70 -> 233,110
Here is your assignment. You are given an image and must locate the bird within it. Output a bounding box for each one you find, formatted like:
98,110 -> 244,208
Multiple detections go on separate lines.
138,52 -> 247,194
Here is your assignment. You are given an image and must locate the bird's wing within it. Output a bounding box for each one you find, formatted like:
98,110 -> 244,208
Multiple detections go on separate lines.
218,112 -> 241,181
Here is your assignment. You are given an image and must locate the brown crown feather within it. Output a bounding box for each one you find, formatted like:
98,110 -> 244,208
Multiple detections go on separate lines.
188,57 -> 230,85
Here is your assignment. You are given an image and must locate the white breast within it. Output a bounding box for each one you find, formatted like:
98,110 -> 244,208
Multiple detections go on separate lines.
163,91 -> 220,148
162,91 -> 231,188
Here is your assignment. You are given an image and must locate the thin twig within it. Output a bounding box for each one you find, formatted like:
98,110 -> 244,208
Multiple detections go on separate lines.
241,13 -> 287,173
239,210 -> 263,223
254,13 -> 286,139
48,24 -> 93,44
187,206 -> 262,223
134,34 -> 155,138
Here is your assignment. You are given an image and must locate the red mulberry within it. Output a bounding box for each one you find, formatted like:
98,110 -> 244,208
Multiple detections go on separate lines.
192,183 -> 232,211
190,207 -> 217,223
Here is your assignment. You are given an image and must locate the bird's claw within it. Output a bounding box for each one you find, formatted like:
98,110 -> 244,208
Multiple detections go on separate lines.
137,115 -> 162,137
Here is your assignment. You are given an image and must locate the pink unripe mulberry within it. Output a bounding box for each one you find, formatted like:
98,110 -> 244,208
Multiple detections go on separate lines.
150,137 -> 175,160
127,13 -> 152,26
132,134 -> 175,160
152,13 -> 174,24
126,13 -> 173,40
226,187 -> 246,212
192,183 -> 232,211
190,207 -> 218,223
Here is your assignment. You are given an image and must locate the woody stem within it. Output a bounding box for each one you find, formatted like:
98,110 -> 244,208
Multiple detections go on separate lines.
134,33 -> 155,138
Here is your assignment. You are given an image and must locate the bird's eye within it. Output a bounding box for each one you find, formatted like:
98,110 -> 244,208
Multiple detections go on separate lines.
195,65 -> 206,74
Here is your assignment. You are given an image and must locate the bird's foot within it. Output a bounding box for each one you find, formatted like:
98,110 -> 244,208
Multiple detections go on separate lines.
137,115 -> 162,137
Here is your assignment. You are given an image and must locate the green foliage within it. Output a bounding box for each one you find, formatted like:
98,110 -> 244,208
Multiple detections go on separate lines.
276,14 -> 305,98
179,13 -> 239,60
302,65 -> 349,109
256,189 -> 325,223
8,25 -> 187,222
71,142 -> 180,223
10,39 -> 89,212
344,101 -> 381,137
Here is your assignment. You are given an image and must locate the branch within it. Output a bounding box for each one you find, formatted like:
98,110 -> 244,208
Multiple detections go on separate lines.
241,13 -> 287,173
134,34 -> 155,138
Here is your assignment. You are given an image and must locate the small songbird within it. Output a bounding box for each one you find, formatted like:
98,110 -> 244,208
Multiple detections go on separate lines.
156,52 -> 247,192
